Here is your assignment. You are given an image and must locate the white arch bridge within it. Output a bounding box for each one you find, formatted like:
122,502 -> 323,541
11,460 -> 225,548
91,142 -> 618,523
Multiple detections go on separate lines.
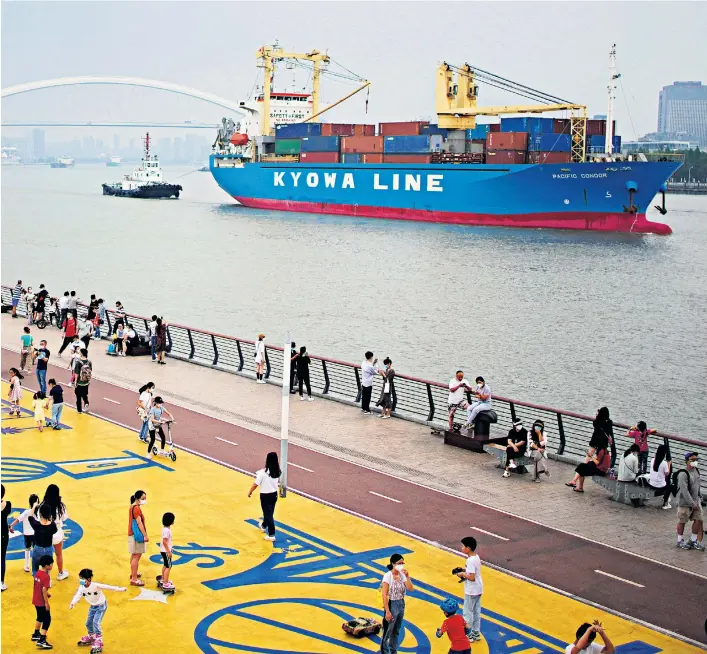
1,76 -> 244,125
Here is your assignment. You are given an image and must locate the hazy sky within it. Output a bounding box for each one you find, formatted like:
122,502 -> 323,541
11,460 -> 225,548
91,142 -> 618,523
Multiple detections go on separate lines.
2,1 -> 706,143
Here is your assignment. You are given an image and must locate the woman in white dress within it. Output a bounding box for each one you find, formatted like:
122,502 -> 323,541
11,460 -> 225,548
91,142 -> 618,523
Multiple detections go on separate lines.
254,333 -> 266,384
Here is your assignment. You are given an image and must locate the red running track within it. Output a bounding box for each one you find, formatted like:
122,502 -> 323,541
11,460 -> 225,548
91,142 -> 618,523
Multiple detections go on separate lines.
6,350 -> 706,644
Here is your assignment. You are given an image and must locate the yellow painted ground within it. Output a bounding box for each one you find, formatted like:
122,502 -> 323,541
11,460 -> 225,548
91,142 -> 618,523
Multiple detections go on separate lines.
0,382 -> 699,653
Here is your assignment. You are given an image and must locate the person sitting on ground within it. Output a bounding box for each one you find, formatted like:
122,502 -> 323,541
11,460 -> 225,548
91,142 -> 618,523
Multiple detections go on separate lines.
566,620 -> 615,654
447,371 -> 472,430
617,444 -> 640,483
503,419 -> 527,478
566,444 -> 610,493
648,444 -> 672,510
465,376 -> 491,430
529,419 -> 550,482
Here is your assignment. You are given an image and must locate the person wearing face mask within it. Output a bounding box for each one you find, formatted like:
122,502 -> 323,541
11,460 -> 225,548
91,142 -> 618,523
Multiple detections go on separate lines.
529,419 -> 550,482
376,357 -> 395,419
465,376 -> 492,431
128,491 -> 149,586
503,420 -> 528,478
380,553 -> 413,654
69,568 -> 126,652
676,452 -> 704,551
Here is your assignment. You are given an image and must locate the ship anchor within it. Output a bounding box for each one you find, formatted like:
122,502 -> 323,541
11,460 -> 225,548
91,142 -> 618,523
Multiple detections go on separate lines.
653,187 -> 668,216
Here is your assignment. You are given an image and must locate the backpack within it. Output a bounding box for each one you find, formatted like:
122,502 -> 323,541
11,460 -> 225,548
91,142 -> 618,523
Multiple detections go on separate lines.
670,469 -> 690,498
79,361 -> 92,384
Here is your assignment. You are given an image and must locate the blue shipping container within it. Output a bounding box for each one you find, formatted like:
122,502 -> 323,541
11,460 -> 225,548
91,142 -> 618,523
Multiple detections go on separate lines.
466,125 -> 493,140
300,135 -> 340,152
501,117 -> 555,134
528,133 -> 572,152
340,153 -> 361,163
421,124 -> 449,137
588,135 -> 622,151
275,123 -> 323,139
383,135 -> 443,153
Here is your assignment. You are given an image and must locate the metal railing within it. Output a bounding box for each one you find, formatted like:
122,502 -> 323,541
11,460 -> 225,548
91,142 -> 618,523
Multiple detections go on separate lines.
3,285 -> 705,494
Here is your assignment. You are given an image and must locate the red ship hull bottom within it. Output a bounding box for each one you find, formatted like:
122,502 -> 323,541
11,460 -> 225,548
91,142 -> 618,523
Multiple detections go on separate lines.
233,196 -> 672,235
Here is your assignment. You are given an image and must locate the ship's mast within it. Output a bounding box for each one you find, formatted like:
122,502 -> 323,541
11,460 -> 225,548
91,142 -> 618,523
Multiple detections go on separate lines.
605,45 -> 620,155
144,132 -> 151,160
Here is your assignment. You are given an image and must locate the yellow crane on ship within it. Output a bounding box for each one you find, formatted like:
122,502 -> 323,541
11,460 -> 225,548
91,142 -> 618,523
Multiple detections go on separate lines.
256,44 -> 370,137
435,62 -> 588,162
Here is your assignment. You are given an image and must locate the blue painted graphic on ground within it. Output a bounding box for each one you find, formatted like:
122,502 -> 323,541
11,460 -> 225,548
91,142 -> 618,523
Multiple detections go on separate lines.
6,508 -> 83,560
148,543 -> 239,569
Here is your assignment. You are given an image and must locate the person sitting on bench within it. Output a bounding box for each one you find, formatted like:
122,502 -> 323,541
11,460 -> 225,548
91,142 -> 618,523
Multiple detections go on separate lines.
617,444 -> 640,483
124,324 -> 141,355
566,445 -> 611,493
465,376 -> 492,430
503,419 -> 527,477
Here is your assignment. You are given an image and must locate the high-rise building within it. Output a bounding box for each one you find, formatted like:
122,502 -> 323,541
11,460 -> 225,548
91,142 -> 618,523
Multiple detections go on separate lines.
32,129 -> 46,159
657,81 -> 707,147
113,134 -> 120,154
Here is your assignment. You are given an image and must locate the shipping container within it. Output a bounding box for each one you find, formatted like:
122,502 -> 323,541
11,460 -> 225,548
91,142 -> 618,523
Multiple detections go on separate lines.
489,124 -> 501,133
321,123 -> 354,137
528,133 -> 572,152
420,124 -> 449,137
585,119 -> 615,137
528,151 -> 571,164
466,124 -> 494,140
382,154 -> 432,164
442,139 -> 466,154
384,135 -> 443,153
361,154 -> 383,163
354,124 -> 376,137
340,153 -> 361,164
587,135 -> 622,152
299,151 -> 340,163
378,121 -> 429,136
430,152 -> 484,164
300,135 -> 340,152
486,149 -> 527,164
341,135 -> 384,153
275,123 -> 323,138
487,132 -> 528,151
446,129 -> 467,141
274,138 -> 301,155
553,119 -> 571,134
467,141 -> 485,155
500,117 -> 554,134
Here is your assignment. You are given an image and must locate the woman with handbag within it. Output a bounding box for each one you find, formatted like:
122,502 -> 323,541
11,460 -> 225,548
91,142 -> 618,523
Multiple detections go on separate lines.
376,357 -> 395,419
128,490 -> 148,586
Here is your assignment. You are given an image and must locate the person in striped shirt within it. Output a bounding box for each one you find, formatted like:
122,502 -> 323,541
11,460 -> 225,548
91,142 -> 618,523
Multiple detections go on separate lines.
11,280 -> 23,318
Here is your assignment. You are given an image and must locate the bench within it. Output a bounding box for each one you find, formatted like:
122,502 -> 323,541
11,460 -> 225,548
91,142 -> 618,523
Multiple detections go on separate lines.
592,476 -> 656,506
488,444 -> 530,474
439,427 -> 508,453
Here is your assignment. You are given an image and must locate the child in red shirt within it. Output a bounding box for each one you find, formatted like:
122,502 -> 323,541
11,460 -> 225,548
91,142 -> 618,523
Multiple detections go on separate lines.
436,597 -> 472,654
32,554 -> 54,649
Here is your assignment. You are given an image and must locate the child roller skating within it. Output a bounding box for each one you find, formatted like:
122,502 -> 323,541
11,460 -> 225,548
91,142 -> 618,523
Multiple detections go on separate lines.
156,512 -> 175,594
435,597 -> 472,654
69,568 -> 126,653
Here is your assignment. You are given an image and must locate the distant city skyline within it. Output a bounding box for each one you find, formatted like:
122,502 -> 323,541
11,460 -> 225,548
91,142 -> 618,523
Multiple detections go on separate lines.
2,2 -> 706,146
657,81 -> 707,147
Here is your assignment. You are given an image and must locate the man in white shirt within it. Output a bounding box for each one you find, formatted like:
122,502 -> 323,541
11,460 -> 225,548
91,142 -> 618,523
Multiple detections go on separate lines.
566,621 -> 615,654
466,376 -> 492,430
448,370 -> 472,430
67,290 -> 79,317
58,292 -> 69,325
360,351 -> 378,414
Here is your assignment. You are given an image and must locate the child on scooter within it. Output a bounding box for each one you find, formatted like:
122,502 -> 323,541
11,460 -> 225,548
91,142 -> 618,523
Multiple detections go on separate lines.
146,397 -> 174,460
69,568 -> 126,653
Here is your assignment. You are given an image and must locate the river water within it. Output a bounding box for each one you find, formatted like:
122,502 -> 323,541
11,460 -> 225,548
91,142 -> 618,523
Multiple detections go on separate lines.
2,164 -> 705,437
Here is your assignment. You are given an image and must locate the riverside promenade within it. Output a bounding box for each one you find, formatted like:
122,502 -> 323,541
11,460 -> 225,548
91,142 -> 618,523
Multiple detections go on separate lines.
2,311 -> 707,649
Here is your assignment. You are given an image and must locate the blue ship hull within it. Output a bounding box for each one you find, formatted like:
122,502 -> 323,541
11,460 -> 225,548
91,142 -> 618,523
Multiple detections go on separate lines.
210,157 -> 682,234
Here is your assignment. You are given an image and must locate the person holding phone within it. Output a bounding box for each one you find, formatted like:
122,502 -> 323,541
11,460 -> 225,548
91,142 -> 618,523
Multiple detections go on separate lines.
566,620 -> 615,653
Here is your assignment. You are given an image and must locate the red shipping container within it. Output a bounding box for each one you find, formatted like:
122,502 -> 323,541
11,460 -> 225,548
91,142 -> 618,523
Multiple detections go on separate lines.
553,119 -> 571,134
528,151 -> 571,164
299,151 -> 340,163
321,123 -> 355,137
354,124 -> 376,137
586,120 -> 606,136
486,149 -> 526,164
378,121 -> 429,136
362,153 -> 383,163
341,135 -> 384,153
489,123 -> 501,132
487,132 -> 528,151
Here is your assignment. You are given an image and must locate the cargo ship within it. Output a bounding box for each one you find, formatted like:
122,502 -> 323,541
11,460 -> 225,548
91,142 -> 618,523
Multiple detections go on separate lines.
105,156 -> 121,167
102,133 -> 181,199
210,45 -> 681,235
50,156 -> 75,168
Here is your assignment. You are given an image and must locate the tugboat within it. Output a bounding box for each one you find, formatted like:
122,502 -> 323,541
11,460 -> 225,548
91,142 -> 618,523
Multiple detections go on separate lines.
50,156 -> 75,168
102,133 -> 182,198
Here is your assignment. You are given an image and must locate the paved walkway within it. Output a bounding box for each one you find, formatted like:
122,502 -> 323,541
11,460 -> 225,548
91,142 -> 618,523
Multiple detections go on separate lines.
3,315 -> 702,578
